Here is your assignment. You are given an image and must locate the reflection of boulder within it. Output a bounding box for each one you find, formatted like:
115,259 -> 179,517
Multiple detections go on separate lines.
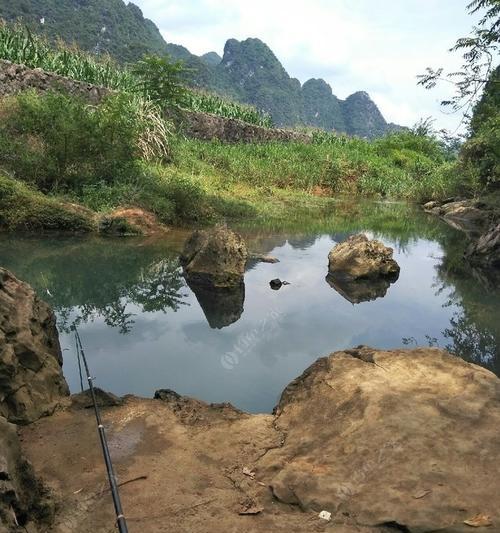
187,279 -> 245,329
180,226 -> 247,288
328,234 -> 400,279
325,273 -> 395,304
0,268 -> 69,424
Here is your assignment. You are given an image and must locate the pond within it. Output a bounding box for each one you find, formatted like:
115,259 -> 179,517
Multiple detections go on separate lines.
1,200 -> 499,413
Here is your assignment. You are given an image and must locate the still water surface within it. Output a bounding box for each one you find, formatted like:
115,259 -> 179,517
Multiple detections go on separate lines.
1,201 -> 498,412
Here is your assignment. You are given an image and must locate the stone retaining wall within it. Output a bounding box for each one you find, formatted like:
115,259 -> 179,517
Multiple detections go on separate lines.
0,59 -> 109,103
0,59 -> 311,144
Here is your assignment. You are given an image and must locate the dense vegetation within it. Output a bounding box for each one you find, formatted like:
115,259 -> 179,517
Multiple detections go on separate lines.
460,66 -> 500,190
0,0 -> 398,136
0,22 -> 273,127
0,89 -> 465,232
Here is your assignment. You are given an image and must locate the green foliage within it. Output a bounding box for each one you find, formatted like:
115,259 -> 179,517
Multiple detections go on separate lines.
458,65 -> 500,191
461,113 -> 500,189
0,21 -> 134,89
1,2 -> 397,135
173,131 -> 461,202
0,173 -> 95,231
0,0 -> 170,63
132,54 -> 188,108
0,22 -> 274,127
185,90 -> 273,128
0,90 -> 170,192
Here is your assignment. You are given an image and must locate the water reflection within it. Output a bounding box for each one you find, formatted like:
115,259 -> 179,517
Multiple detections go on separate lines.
0,236 -> 188,333
0,201 -> 498,412
325,273 -> 398,304
186,279 -> 245,329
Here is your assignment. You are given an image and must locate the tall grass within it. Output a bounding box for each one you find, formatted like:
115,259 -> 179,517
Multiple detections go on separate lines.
0,21 -> 273,127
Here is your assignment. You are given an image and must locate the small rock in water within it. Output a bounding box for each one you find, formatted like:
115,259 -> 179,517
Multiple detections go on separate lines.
269,279 -> 290,290
250,253 -> 279,264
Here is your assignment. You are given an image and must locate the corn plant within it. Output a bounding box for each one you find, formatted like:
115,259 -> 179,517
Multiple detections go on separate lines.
0,21 -> 274,128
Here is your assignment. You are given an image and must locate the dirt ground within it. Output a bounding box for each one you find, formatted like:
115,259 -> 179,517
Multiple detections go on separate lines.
19,395 -> 382,533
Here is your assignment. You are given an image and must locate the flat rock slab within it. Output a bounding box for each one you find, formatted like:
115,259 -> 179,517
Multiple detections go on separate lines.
18,347 -> 500,532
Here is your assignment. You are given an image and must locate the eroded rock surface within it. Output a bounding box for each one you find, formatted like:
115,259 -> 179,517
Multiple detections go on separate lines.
423,198 -> 493,236
328,234 -> 400,288
0,268 -> 69,424
0,416 -> 54,531
19,347 -> 500,532
262,346 -> 500,532
180,226 -> 248,288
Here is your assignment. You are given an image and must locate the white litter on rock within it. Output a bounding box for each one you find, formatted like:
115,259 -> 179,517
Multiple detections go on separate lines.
319,510 -> 332,521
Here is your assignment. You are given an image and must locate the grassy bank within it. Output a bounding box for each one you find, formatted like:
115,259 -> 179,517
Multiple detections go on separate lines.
0,90 -> 472,233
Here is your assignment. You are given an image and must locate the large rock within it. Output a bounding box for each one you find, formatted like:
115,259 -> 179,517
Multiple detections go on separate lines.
0,268 -> 69,424
19,347 -> 500,532
328,234 -> 400,280
465,222 -> 500,271
180,226 -> 248,288
259,346 -> 500,531
424,199 -> 492,236
0,416 -> 54,531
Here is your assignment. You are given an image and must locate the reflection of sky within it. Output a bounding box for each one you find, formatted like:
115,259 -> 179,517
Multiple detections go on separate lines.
59,234 -> 461,413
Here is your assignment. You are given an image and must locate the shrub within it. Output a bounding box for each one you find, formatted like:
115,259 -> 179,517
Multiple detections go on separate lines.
0,90 -> 171,193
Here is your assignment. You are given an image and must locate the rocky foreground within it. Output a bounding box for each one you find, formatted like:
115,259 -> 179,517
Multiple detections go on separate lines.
2,269 -> 500,532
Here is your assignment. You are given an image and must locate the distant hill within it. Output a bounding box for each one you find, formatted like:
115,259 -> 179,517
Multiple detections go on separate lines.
0,0 -> 402,137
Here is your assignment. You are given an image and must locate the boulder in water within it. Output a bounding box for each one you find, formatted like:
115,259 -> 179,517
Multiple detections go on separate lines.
180,226 -> 247,289
328,234 -> 400,280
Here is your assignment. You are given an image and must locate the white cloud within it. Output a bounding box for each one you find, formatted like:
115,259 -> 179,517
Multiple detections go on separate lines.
132,0 -> 476,130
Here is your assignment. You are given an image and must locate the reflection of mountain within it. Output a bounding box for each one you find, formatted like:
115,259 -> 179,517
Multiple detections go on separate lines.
0,236 -> 188,334
186,280 -> 245,329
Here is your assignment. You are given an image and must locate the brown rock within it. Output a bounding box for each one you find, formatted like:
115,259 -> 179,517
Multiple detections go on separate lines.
260,346 -> 500,532
0,416 -> 55,530
328,234 -> 400,280
0,268 -> 69,424
19,347 -> 500,532
98,207 -> 169,236
180,226 -> 248,288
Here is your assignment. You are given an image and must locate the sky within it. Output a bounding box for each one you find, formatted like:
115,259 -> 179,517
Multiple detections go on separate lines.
132,0 -> 477,131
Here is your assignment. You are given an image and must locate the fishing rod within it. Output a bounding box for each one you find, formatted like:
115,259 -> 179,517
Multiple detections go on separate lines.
72,326 -> 129,533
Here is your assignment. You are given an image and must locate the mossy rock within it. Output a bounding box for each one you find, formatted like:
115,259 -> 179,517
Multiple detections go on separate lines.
0,174 -> 96,232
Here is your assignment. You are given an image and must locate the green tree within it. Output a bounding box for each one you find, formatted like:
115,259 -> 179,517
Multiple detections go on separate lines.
418,0 -> 500,118
132,54 -> 188,108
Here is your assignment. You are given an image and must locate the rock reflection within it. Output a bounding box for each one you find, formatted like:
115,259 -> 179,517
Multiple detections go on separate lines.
186,279 -> 245,329
325,273 -> 397,304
